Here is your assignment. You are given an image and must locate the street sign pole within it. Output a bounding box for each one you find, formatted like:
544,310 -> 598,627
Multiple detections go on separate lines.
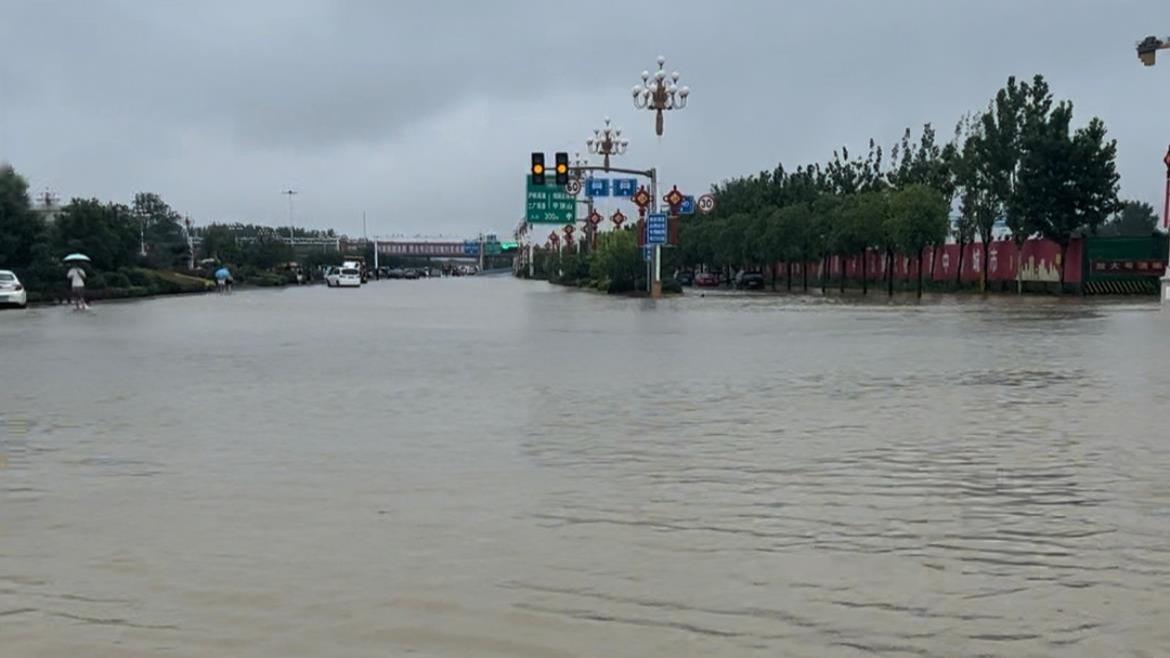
1162,146 -> 1170,304
650,167 -> 661,298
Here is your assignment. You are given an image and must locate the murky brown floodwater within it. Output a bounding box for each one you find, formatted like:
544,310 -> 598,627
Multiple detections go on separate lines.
2,278 -> 1169,657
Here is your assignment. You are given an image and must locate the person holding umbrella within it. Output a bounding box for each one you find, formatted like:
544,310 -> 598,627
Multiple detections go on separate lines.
63,253 -> 90,310
214,266 -> 232,294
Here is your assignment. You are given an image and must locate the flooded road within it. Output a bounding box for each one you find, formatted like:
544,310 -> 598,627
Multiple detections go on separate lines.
2,279 -> 1169,657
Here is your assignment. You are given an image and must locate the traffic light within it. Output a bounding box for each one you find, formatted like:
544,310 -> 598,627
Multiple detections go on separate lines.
554,152 -> 569,186
531,152 -> 546,185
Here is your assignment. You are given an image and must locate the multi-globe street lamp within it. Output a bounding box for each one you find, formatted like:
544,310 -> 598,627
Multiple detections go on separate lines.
571,153 -> 589,180
630,55 -> 690,298
586,117 -> 628,171
632,55 -> 690,137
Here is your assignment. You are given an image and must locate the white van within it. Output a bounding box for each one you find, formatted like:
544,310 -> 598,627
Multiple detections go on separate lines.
327,267 -> 362,288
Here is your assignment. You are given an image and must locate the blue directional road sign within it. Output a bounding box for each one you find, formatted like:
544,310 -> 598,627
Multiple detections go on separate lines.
642,245 -> 653,262
613,178 -> 638,197
463,240 -> 480,255
646,212 -> 668,245
585,178 -> 610,197
679,196 -> 696,215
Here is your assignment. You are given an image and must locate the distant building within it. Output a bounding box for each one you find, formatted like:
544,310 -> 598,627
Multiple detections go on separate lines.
949,216 -> 1012,243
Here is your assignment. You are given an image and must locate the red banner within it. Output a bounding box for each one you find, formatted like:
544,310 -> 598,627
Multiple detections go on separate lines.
795,238 -> 1085,284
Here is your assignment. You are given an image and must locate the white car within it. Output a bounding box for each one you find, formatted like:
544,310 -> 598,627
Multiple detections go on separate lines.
0,270 -> 28,308
326,267 -> 362,288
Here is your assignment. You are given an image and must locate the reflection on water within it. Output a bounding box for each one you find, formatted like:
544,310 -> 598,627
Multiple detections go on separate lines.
2,281 -> 1169,657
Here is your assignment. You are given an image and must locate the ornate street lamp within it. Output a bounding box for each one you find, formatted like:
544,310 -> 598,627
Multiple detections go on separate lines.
571,152 -> 590,180
632,55 -> 690,137
1138,35 -> 1170,66
586,117 -> 628,171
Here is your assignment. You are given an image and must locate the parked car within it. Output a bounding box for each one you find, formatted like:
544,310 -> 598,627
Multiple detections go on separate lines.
0,270 -> 28,308
326,267 -> 362,288
735,271 -> 766,290
403,269 -> 421,280
694,272 -> 720,288
675,271 -> 694,286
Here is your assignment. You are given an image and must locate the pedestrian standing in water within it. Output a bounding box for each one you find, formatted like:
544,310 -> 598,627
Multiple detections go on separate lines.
214,266 -> 230,294
66,264 -> 87,310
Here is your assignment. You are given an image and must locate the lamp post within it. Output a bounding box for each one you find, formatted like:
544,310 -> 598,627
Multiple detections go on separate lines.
586,117 -> 628,171
138,210 -> 148,257
632,55 -> 690,137
281,189 -> 297,248
1137,36 -> 1170,302
632,55 -> 690,297
571,153 -> 589,180
184,216 -> 194,270
1138,35 -> 1170,66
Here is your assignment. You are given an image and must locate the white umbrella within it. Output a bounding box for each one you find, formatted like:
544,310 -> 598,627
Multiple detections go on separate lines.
62,253 -> 91,263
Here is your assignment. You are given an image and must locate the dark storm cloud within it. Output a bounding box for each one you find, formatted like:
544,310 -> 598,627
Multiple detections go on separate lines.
3,0 -> 1170,236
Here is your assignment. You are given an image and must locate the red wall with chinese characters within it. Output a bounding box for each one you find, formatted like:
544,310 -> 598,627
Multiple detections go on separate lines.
779,237 -> 1085,284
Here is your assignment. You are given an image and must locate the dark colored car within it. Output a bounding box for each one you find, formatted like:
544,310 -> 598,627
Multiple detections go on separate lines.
675,271 -> 694,286
403,269 -> 421,280
735,271 -> 766,290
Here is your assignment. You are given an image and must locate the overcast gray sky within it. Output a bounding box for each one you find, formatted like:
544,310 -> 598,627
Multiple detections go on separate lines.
3,0 -> 1170,238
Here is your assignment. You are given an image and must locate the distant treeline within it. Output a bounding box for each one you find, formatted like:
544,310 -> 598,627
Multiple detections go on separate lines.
0,164 -> 346,293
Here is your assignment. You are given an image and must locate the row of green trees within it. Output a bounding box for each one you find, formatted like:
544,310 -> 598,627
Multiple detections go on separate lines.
530,228 -> 660,294
1,165 -> 194,291
681,74 -> 1128,295
1,164 -> 345,294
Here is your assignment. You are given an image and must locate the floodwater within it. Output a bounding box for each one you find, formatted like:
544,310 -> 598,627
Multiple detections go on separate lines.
2,278 -> 1169,657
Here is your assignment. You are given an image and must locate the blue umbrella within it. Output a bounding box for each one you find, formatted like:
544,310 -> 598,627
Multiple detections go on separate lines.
215,267 -> 230,281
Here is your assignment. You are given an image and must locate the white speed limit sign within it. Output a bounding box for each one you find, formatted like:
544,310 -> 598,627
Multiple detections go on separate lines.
565,179 -> 582,196
697,194 -> 716,214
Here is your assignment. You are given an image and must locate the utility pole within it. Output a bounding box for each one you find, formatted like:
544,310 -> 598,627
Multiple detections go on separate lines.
184,217 -> 195,270
281,189 -> 297,249
138,207 -> 148,257
366,212 -> 379,274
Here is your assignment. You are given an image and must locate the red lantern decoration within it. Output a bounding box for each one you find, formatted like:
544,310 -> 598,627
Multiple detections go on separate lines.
632,186 -> 652,210
663,185 -> 685,212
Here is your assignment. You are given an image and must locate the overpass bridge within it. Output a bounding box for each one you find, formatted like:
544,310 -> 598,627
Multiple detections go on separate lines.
347,236 -> 519,269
